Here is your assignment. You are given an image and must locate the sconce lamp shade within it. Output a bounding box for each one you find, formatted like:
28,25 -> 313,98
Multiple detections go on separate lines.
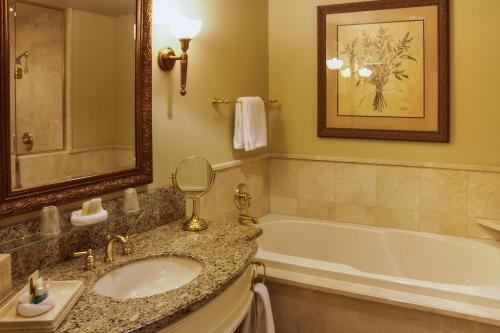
158,14 -> 202,95
169,16 -> 202,39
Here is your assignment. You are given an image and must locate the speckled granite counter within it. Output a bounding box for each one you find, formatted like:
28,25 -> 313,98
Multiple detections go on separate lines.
12,219 -> 262,333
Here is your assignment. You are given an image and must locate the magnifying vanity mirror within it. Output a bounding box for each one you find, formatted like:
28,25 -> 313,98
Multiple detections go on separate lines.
171,157 -> 216,232
0,0 -> 152,217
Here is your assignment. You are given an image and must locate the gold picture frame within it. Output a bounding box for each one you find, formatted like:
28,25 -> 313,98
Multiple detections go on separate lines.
318,0 -> 449,142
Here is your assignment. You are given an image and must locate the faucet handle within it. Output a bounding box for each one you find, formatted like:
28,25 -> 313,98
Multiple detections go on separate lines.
234,183 -> 252,209
123,236 -> 132,255
72,249 -> 95,271
239,214 -> 258,226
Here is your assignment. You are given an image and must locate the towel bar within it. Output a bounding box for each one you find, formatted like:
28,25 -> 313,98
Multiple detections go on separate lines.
251,261 -> 267,291
212,97 -> 279,105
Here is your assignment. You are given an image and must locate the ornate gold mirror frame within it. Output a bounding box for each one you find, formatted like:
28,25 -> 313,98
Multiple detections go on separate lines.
0,0 -> 153,217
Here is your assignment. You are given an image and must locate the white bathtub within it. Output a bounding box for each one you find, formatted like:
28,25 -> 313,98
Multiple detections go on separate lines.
256,214 -> 500,324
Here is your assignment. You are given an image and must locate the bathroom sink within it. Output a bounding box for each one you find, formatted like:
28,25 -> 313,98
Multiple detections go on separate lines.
93,256 -> 203,299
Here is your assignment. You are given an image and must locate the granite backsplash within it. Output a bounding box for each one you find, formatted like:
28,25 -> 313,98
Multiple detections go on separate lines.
0,187 -> 185,278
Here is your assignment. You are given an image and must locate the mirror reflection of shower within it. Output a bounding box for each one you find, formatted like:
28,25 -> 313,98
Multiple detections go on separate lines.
9,1 -> 65,189
15,50 -> 30,76
9,0 -> 137,191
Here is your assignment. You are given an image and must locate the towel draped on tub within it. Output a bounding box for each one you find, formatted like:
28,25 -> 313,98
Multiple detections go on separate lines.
239,283 -> 276,333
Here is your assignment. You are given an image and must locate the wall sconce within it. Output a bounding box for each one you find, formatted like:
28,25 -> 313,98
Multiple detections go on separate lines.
157,16 -> 202,96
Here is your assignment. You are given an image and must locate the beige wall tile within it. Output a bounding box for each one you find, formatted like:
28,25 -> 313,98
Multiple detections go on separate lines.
469,172 -> 500,220
248,195 -> 270,218
419,212 -> 467,237
297,198 -> 334,221
268,281 -> 483,333
376,166 -> 420,210
270,196 -> 298,216
200,170 -> 235,219
375,207 -> 419,231
334,203 -> 375,225
420,169 -> 468,215
336,163 -> 376,206
472,322 -> 500,333
270,159 -> 298,198
201,160 -> 269,223
296,160 -> 335,202
240,159 -> 269,199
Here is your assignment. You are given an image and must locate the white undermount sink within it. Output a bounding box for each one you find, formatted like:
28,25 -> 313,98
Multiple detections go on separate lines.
93,256 -> 203,299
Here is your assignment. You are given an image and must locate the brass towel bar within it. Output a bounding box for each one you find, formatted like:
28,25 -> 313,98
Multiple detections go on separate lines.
250,260 -> 267,291
212,97 -> 279,105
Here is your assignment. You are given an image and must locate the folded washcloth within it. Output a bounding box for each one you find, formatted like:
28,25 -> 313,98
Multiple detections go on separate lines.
240,283 -> 275,333
233,97 -> 267,151
17,292 -> 55,317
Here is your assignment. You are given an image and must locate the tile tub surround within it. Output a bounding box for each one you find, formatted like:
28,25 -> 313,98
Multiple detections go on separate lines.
0,187 -> 185,278
201,157 -> 270,223
10,219 -> 262,333
267,281 -> 500,333
269,156 -> 500,241
11,146 -> 136,189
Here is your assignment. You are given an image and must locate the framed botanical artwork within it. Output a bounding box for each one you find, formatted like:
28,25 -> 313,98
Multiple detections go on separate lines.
317,0 -> 449,142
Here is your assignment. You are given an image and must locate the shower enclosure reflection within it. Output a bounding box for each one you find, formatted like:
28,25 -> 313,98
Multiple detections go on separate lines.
8,0 -> 137,190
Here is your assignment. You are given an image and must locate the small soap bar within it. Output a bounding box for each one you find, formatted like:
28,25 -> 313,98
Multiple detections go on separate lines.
81,201 -> 90,216
87,198 -> 102,215
0,254 -> 12,305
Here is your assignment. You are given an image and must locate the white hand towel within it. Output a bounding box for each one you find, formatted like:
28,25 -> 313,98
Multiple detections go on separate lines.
233,97 -> 267,151
240,283 -> 276,333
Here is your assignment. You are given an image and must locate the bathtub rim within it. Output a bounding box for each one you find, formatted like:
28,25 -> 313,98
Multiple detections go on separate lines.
255,214 -> 500,327
259,214 -> 500,251
262,264 -> 500,327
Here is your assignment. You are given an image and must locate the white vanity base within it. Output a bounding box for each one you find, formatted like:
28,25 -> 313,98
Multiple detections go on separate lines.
159,266 -> 253,333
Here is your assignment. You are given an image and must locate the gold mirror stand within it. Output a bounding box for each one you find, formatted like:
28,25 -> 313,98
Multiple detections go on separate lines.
184,195 -> 206,232
170,157 -> 216,232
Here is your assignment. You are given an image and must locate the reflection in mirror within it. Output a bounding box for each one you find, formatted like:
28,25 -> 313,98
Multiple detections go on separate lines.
171,157 -> 216,232
175,157 -> 215,196
8,0 -> 137,191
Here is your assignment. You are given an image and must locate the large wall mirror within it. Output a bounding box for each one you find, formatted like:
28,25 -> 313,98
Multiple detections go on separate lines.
0,0 -> 152,217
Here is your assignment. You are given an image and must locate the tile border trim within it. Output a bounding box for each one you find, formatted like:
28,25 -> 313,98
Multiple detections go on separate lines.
212,153 -> 500,174
269,154 -> 500,174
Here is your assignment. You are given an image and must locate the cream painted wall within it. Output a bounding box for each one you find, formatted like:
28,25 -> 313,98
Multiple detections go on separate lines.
0,0 -> 268,227
268,0 -> 500,167
113,14 -> 136,147
71,11 -> 136,149
151,0 -> 269,188
71,10 -> 116,148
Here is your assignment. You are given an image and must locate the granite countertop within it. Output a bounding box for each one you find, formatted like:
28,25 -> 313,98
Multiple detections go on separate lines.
12,219 -> 262,333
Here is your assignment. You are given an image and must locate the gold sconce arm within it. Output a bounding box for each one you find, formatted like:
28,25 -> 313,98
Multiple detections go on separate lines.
158,38 -> 192,96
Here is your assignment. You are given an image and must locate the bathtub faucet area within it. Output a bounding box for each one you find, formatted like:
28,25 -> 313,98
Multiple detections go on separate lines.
239,214 -> 258,225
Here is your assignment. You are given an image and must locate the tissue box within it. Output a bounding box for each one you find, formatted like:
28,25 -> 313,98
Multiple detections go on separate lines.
0,255 -> 11,305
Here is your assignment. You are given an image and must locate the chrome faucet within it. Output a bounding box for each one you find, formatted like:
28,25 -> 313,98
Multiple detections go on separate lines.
105,235 -> 131,263
239,214 -> 258,225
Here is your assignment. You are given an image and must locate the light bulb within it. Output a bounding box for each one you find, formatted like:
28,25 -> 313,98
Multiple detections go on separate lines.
169,15 -> 202,39
326,57 -> 343,70
358,67 -> 373,78
340,68 -> 352,78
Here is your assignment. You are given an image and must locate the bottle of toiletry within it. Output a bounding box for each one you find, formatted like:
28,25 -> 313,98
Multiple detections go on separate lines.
32,278 -> 48,305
